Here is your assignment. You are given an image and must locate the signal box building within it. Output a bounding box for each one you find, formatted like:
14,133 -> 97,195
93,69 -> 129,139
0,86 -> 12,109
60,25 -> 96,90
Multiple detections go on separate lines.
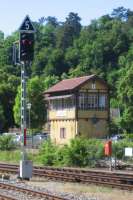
44,75 -> 110,145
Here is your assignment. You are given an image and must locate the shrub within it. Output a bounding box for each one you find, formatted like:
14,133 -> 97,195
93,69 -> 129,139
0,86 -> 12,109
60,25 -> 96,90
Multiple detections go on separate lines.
39,138 -> 104,167
0,135 -> 16,150
64,138 -> 104,167
39,139 -> 58,165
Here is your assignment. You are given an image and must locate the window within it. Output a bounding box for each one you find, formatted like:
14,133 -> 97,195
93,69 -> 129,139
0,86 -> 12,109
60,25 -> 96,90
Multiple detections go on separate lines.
79,93 -> 98,109
79,93 -> 85,109
78,92 -> 107,110
92,83 -> 96,89
84,93 -> 88,109
91,80 -> 96,89
99,94 -> 107,109
50,97 -> 74,110
88,94 -> 98,109
60,128 -> 66,139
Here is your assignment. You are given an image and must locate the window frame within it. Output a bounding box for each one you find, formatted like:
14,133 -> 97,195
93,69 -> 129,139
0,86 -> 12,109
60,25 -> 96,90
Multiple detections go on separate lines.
78,92 -> 107,110
60,127 -> 66,139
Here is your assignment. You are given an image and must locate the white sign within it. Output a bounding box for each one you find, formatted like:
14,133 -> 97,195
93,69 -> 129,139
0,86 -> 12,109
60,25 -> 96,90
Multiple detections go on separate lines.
56,110 -> 66,117
125,147 -> 133,157
19,15 -> 35,32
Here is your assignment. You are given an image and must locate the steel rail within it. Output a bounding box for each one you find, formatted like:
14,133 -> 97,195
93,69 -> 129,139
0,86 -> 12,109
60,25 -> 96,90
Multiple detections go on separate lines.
0,194 -> 17,200
0,183 -> 68,200
0,163 -> 132,191
0,163 -> 132,183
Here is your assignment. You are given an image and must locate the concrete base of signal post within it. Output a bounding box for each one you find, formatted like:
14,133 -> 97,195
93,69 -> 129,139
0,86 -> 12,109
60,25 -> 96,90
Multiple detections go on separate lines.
19,160 -> 33,180
19,149 -> 33,180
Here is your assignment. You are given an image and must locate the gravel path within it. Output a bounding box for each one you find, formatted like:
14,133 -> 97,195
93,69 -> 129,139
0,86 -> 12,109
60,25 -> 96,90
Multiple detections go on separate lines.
0,179 -> 96,200
0,176 -> 132,200
27,178 -> 133,200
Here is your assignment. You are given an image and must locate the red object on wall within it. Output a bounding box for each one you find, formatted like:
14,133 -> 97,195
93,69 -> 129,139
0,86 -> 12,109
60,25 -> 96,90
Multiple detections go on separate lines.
24,128 -> 26,146
104,140 -> 112,156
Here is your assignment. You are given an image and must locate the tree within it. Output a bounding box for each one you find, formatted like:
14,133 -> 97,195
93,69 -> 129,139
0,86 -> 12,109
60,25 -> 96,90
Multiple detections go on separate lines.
65,12 -> 81,37
0,31 -> 4,41
13,75 -> 59,130
45,16 -> 59,27
117,63 -> 133,132
32,47 -> 52,76
1,8 -> 133,133
0,105 -> 5,133
56,12 -> 81,49
44,48 -> 66,76
14,77 -> 46,130
111,7 -> 129,21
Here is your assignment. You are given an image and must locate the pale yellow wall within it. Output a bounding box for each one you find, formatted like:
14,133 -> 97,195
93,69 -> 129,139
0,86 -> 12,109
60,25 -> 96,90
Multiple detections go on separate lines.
78,110 -> 108,119
50,120 -> 77,145
78,119 -> 108,138
80,79 -> 108,90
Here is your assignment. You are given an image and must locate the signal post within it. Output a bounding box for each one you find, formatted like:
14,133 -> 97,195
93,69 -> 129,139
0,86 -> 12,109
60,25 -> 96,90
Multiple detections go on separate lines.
19,15 -> 35,180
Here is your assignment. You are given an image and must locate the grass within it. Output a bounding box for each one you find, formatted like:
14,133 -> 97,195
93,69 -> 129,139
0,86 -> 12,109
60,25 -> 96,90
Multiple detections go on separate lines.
0,150 -> 21,163
0,149 -> 42,165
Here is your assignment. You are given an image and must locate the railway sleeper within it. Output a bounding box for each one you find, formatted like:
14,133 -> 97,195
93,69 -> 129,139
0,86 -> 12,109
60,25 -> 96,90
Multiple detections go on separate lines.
121,179 -> 133,185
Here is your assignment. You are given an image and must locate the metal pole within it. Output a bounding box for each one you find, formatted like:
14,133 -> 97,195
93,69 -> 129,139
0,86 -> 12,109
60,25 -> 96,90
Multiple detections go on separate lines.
28,105 -> 32,148
20,62 -> 33,180
19,15 -> 35,180
29,107 -> 30,135
21,62 -> 27,160
27,103 -> 31,147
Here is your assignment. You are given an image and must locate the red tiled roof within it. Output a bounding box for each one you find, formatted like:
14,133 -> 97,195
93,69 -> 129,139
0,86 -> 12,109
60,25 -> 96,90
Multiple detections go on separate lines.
45,74 -> 97,94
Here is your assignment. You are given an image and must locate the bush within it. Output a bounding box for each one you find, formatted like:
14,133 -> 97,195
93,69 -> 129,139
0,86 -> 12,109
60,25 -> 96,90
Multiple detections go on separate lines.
39,138 -> 104,167
0,135 -> 16,150
39,139 -> 58,165
63,138 -> 104,167
38,138 -> 133,167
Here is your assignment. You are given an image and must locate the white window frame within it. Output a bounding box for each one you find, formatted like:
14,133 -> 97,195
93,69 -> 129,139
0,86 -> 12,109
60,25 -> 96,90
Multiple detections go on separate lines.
92,83 -> 96,89
79,93 -> 85,109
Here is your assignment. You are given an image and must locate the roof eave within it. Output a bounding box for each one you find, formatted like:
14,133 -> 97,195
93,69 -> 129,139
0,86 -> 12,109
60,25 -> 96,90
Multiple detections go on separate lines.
44,74 -> 110,94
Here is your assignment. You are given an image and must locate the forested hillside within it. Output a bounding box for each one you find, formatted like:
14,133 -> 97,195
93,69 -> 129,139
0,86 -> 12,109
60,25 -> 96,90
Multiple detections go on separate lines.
0,7 -> 133,133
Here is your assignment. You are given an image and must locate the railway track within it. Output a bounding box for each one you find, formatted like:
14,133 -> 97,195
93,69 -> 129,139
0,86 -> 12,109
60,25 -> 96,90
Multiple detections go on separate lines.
0,182 -> 68,200
0,163 -> 133,191
0,193 -> 16,200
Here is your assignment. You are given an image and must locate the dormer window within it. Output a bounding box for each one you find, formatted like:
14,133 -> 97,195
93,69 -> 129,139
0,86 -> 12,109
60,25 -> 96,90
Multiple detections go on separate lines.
92,81 -> 96,89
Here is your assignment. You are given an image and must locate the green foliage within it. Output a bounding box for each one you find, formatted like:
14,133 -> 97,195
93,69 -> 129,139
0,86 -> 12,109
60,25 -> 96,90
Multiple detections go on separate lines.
0,135 -> 16,150
117,63 -> 133,132
43,75 -> 59,89
112,139 -> 133,159
27,76 -> 46,129
0,150 -> 20,163
13,86 -> 21,126
39,138 -> 104,167
1,8 -> 133,132
64,138 -> 104,167
0,105 -> 5,132
38,138 -> 133,167
13,75 -> 59,130
39,139 -> 58,165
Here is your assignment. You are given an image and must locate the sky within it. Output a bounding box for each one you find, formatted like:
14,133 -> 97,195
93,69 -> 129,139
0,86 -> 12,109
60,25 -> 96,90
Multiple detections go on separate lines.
0,0 -> 133,36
